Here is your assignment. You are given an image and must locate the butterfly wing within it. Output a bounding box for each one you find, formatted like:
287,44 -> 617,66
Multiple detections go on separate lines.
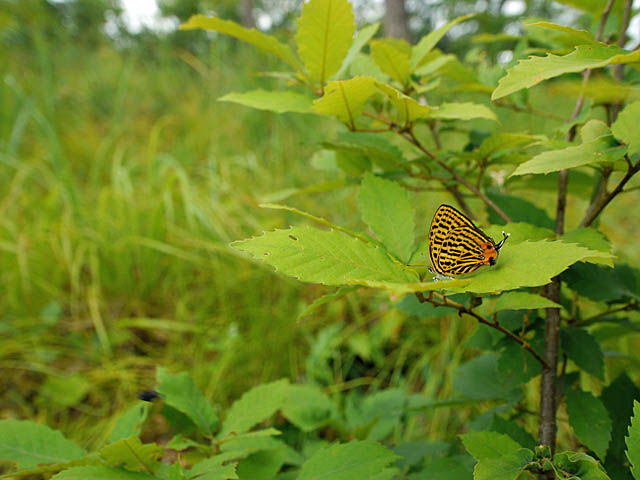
428,204 -> 481,275
436,226 -> 488,275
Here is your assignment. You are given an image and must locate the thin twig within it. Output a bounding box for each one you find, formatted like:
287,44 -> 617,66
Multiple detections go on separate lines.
402,130 -> 513,223
415,292 -> 549,369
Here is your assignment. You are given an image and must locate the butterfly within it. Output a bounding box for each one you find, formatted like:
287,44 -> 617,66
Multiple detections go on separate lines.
428,204 -> 509,277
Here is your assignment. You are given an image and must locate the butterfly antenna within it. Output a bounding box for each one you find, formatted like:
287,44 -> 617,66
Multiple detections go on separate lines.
495,231 -> 510,251
406,253 -> 429,268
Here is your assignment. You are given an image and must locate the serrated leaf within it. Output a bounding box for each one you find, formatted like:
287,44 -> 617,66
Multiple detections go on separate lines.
492,44 -> 639,100
376,82 -> 432,124
493,291 -> 561,312
525,22 -> 597,46
561,228 -> 613,267
109,402 -> 150,443
295,0 -> 355,84
563,263 -> 640,302
335,23 -> 380,79
553,451 -> 611,480
231,226 -> 416,287
566,388 -> 612,459
358,173 -> 415,262
100,437 -> 162,472
448,234 -> 613,294
221,379 -> 290,437
189,452 -> 243,480
297,440 -> 398,480
282,385 -> 336,432
511,135 -> 625,176
312,76 -> 377,127
219,90 -> 313,114
156,368 -> 218,435
180,15 -> 301,72
428,102 -> 496,121
490,416 -> 537,450
612,100 -> 640,156
0,419 -> 86,469
460,431 -> 522,460
370,39 -> 411,86
474,448 -> 534,480
627,400 -> 640,479
561,326 -> 605,380
411,14 -> 475,69
0,458 -> 98,479
51,466 -> 155,480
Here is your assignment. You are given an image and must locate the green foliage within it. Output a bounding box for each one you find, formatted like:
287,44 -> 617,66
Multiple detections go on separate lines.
627,401 -> 640,480
565,388 -> 613,460
219,90 -> 314,114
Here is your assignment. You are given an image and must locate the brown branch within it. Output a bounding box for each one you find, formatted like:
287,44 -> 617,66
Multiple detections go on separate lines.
415,292 -> 549,369
402,130 -> 513,223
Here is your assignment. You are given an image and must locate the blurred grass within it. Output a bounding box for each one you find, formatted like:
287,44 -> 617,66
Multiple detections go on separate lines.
1,15 -> 639,457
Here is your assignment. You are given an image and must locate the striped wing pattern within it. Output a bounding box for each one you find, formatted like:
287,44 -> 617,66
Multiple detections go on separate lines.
428,204 -> 497,276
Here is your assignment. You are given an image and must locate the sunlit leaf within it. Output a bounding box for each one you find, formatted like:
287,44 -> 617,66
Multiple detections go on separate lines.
370,38 -> 411,86
411,14 -> 475,69
219,90 -> 313,114
493,291 -> 561,312
312,76 -> 377,127
428,102 -> 496,121
612,100 -> 640,156
100,437 -> 162,472
335,23 -> 380,79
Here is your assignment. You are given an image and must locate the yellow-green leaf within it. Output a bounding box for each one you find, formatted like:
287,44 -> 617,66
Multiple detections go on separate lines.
219,90 -> 314,114
312,76 -> 377,127
612,100 -> 640,156
181,15 -> 302,72
370,38 -> 411,87
376,82 -> 431,125
429,102 -> 497,121
411,14 -> 475,69
295,0 -> 355,85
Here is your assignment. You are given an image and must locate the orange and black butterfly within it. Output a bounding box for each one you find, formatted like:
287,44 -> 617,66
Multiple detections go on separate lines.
428,204 -> 509,277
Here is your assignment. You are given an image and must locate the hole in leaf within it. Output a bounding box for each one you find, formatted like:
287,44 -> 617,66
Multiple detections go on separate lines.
288,234 -> 298,241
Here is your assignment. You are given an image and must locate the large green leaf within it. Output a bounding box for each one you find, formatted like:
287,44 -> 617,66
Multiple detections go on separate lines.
565,388 -> 612,460
492,291 -> 561,312
562,263 -> 639,302
219,90 -> 313,114
180,15 -> 301,72
492,44 -> 640,100
109,402 -> 150,443
156,368 -> 218,435
282,385 -> 336,432
524,22 -> 597,47
612,100 -> 640,156
453,354 -> 519,401
560,326 -> 604,380
474,449 -> 534,480
236,449 -> 287,480
627,401 -> 640,480
460,431 -> 522,460
370,39 -> 411,86
358,173 -> 415,262
561,227 -> 613,267
0,419 -> 86,469
428,102 -> 496,121
312,76 -> 377,127
297,440 -> 398,480
411,14 -> 475,69
489,416 -> 537,451
220,379 -> 290,437
553,452 -> 611,480
231,226 -> 416,286
511,135 -> 626,176
295,0 -> 355,84
376,82 -> 432,124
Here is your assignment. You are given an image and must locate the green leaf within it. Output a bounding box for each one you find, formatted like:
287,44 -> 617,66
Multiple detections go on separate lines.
428,102 -> 496,121
561,228 -> 613,267
39,374 -> 89,407
474,449 -> 534,480
51,466 -> 155,480
562,263 -> 639,302
486,192 -> 554,229
231,226 -> 416,287
412,455 -> 473,479
460,431 -> 522,460
411,14 -> 475,69
180,15 -> 301,72
220,431 -> 304,468
312,76 -> 377,127
0,419 -> 86,469
566,388 -> 612,459
335,23 -> 380,79
498,342 -> 542,385
358,173 -> 415,262
493,291 -> 561,312
324,131 -> 404,170
221,379 -> 290,437
512,135 -> 625,176
219,90 -> 313,114
370,39 -> 411,86
454,354 -> 519,401
295,0 -> 355,84
189,452 -> 243,480
235,449 -> 286,480
282,385 -> 336,432
492,44 -> 640,100
612,100 -> 640,156
100,437 -> 162,472
448,234 -> 613,294
297,440 -> 398,480
490,416 -> 537,451
553,451 -> 611,480
524,21 -> 597,46
376,81 -> 433,124
561,326 -> 605,380
393,441 -> 448,469
627,400 -> 640,480
602,373 -> 640,475
109,402 -> 150,443
156,368 -> 219,435
361,389 -> 407,441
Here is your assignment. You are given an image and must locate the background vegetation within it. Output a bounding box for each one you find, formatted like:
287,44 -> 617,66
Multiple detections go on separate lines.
1,0 -> 640,479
